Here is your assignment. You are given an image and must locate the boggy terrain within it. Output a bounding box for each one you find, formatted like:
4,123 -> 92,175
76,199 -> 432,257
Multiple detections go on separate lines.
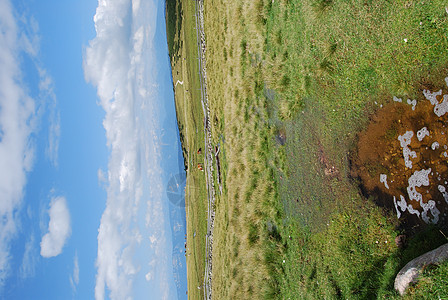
353,77 -> 448,228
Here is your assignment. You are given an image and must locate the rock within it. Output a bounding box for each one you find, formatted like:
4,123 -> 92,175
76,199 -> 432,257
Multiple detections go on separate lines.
394,242 -> 448,295
395,267 -> 420,295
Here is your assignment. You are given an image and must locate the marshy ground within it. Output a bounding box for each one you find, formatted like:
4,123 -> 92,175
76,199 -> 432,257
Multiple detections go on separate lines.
352,77 -> 448,230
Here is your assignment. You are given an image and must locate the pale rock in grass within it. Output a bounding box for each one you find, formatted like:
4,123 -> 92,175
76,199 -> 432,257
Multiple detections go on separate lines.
417,127 -> 429,141
395,267 -> 419,296
398,131 -> 417,168
395,243 -> 448,295
432,141 -> 440,150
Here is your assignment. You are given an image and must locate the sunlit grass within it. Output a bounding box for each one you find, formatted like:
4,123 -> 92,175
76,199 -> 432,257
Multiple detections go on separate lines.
202,0 -> 448,298
169,0 -> 448,298
166,0 -> 209,298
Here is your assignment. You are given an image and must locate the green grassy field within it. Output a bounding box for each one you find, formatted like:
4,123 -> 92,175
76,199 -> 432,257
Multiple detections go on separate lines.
168,0 -> 448,299
166,0 -> 209,298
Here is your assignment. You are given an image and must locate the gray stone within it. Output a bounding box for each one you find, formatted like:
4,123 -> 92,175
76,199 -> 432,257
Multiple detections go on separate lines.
395,243 -> 448,295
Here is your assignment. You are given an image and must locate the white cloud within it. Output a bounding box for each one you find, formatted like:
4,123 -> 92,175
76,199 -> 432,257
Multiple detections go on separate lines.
84,0 -> 174,299
40,196 -> 71,258
148,235 -> 156,245
38,67 -> 60,168
18,15 -> 40,57
0,0 -> 60,288
69,252 -> 80,292
0,0 -> 40,286
145,271 -> 153,281
97,168 -> 107,185
46,109 -> 60,167
19,234 -> 37,279
19,11 -> 60,168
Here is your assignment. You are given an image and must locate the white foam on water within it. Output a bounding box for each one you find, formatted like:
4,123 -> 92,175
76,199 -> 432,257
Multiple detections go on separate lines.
398,131 -> 417,169
393,195 -> 420,219
407,99 -> 417,110
423,89 -> 443,105
393,96 -> 403,102
439,185 -> 448,204
421,200 -> 439,224
393,196 -> 401,219
407,203 -> 421,217
380,174 -> 389,189
417,127 -> 429,141
388,79 -> 448,224
407,168 -> 431,203
423,88 -> 448,117
405,168 -> 440,224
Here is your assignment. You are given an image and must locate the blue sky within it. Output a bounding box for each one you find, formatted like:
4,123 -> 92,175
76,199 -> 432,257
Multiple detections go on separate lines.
0,0 -> 187,299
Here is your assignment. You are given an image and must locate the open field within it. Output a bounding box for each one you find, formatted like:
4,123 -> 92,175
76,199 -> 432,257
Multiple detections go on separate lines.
168,0 -> 448,299
166,0 -> 209,298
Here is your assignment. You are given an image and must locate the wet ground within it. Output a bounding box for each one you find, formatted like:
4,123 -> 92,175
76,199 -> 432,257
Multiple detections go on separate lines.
352,77 -> 448,231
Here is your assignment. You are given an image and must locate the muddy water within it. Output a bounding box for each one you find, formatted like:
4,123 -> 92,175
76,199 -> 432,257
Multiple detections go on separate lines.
352,77 -> 448,228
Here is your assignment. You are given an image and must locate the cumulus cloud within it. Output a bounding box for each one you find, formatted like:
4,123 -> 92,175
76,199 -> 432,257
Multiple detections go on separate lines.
84,0 -> 174,299
0,0 -> 40,286
69,253 -> 80,292
40,196 -> 71,258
